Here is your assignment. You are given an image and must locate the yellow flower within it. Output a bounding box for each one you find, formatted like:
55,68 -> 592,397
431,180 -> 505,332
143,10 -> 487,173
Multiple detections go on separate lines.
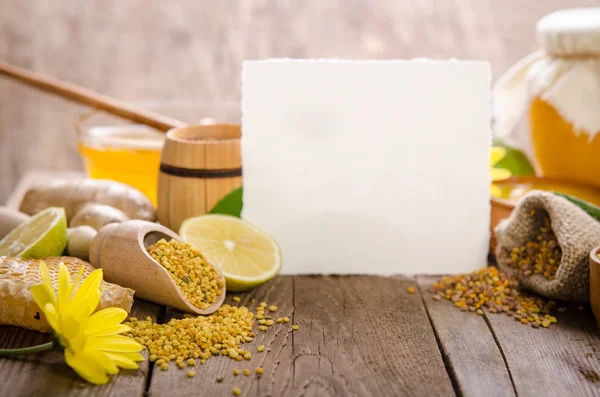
30,262 -> 143,385
490,147 -> 512,198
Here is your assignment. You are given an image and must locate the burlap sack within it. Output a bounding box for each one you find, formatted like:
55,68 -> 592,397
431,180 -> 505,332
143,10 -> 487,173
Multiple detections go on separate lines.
495,191 -> 600,303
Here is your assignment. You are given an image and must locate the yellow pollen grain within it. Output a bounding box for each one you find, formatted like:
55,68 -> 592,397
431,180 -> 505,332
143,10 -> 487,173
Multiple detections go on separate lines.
147,239 -> 225,310
124,304 -> 255,373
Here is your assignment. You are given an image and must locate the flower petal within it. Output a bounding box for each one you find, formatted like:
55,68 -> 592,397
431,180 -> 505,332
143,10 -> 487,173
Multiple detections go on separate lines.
86,335 -> 143,353
87,349 -> 120,375
57,263 -> 72,310
69,265 -> 86,297
118,351 -> 145,362
86,324 -> 131,338
42,302 -> 60,333
72,291 -> 102,322
38,261 -> 57,307
30,284 -> 56,316
70,269 -> 103,318
103,352 -> 143,370
39,261 -> 52,286
86,307 -> 128,336
64,349 -> 110,385
490,167 -> 512,182
490,147 -> 506,166
59,311 -> 87,352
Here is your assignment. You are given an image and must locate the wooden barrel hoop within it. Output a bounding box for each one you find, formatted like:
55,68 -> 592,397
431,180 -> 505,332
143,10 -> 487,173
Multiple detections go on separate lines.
159,163 -> 242,179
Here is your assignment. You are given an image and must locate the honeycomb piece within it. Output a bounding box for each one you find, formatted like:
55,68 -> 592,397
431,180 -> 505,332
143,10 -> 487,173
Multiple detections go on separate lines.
0,256 -> 134,332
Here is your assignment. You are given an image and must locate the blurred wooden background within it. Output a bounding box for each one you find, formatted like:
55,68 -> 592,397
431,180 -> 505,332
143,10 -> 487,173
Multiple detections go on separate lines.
0,0 -> 597,203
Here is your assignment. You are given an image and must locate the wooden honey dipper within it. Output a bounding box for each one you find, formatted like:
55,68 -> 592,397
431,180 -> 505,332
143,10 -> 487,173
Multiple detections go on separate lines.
0,60 -> 187,132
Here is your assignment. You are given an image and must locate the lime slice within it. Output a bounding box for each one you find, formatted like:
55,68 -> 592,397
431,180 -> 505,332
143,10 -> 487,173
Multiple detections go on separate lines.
179,214 -> 281,292
0,207 -> 67,258
493,138 -> 536,176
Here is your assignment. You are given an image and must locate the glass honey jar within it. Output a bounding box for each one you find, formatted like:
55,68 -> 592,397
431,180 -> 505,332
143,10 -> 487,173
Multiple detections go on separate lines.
493,8 -> 600,188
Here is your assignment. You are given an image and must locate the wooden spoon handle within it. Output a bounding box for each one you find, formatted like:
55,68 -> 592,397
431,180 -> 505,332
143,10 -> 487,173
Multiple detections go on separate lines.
0,60 -> 187,132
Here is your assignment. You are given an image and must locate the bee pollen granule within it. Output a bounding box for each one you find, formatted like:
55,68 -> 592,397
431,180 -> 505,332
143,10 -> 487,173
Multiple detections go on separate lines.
428,266 -> 558,328
124,304 -> 255,369
147,239 -> 225,310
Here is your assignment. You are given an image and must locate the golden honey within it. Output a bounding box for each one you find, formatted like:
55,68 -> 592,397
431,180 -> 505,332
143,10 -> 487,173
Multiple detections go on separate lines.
77,125 -> 163,206
530,97 -> 600,189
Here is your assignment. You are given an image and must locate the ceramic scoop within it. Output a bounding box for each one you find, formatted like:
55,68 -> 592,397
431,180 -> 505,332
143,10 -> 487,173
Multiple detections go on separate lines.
89,220 -> 226,315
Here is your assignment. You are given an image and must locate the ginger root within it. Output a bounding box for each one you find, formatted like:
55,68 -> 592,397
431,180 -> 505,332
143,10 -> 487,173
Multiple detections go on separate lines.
0,207 -> 30,239
19,178 -> 156,223
66,226 -> 97,261
70,203 -> 129,231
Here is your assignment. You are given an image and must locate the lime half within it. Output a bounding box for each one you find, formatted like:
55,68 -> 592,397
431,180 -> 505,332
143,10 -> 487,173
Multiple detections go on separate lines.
0,207 -> 67,258
179,214 -> 281,292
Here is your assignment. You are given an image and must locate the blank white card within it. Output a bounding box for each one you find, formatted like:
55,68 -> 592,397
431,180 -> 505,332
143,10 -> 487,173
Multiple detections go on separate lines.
242,60 -> 491,275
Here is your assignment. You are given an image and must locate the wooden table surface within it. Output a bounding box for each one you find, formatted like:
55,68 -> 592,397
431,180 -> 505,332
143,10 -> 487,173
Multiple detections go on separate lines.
1,0 -> 599,203
3,171 -> 600,397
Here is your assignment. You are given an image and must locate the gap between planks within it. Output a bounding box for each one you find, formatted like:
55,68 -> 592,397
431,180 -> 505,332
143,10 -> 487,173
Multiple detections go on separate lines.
417,275 -> 516,397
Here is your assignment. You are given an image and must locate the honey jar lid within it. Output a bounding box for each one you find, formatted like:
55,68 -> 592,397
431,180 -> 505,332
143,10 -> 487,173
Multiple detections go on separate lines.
537,8 -> 600,57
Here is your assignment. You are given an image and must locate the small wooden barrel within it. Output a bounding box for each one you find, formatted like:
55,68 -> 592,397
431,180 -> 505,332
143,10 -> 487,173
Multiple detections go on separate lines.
157,124 -> 242,231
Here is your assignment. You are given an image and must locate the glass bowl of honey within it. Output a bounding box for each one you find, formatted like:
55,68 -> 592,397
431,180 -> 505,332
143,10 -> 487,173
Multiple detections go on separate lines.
75,100 -> 240,206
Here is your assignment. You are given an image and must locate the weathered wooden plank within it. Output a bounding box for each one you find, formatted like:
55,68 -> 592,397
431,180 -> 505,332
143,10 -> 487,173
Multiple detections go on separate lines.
487,304 -> 600,397
291,275 -> 455,397
147,276 -> 294,397
0,300 -> 161,397
417,275 -> 516,397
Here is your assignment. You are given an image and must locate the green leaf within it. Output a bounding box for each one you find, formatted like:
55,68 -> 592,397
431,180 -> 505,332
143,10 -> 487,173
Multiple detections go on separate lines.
554,192 -> 600,222
209,187 -> 243,217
